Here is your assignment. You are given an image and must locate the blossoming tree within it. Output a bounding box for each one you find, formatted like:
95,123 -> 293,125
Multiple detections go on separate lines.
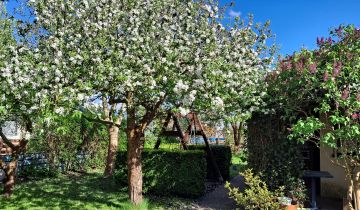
30,0 -> 272,204
270,25 -> 359,210
0,4 -> 53,196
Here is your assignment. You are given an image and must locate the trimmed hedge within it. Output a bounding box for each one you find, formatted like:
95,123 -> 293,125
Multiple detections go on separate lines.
247,113 -> 304,191
188,145 -> 232,180
114,149 -> 206,198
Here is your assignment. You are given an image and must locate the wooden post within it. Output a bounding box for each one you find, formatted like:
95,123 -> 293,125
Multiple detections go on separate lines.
156,113 -> 188,150
154,113 -> 172,149
193,113 -> 224,182
172,114 -> 188,150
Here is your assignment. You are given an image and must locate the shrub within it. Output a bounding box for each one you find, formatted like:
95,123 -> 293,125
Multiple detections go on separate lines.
114,149 -> 206,198
18,165 -> 60,179
188,145 -> 232,180
225,169 -> 284,210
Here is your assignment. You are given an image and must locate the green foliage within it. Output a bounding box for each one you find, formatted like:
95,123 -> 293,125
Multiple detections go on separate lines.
225,169 -> 284,210
114,149 -> 207,198
188,145 -> 232,180
289,117 -> 325,144
28,113 -> 109,172
232,150 -> 248,165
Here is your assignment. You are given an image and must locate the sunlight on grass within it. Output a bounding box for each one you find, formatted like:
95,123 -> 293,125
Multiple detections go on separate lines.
0,172 -> 161,210
230,150 -> 248,178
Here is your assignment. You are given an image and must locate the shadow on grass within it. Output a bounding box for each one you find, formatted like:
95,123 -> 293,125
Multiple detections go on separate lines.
0,173 -> 137,210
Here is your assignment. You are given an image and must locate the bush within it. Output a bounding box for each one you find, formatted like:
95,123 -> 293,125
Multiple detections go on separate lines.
18,165 -> 60,179
188,145 -> 232,180
225,169 -> 284,210
114,149 -> 206,198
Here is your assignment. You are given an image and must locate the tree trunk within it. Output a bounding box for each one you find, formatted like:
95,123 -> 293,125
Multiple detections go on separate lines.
104,125 -> 120,177
232,124 -> 240,151
346,178 -> 355,210
1,138 -> 27,198
3,158 -> 17,198
125,93 -> 164,205
154,137 -> 161,149
127,109 -> 144,205
127,132 -> 143,205
238,122 -> 245,148
47,134 -> 57,171
354,169 -> 360,210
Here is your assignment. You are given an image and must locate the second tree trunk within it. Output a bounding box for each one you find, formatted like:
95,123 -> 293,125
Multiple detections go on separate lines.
104,125 -> 119,177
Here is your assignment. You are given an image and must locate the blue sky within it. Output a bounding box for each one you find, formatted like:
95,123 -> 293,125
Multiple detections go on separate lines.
5,0 -> 360,56
223,0 -> 360,56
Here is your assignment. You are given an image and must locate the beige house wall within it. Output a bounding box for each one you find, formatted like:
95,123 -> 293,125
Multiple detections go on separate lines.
320,145 -> 347,198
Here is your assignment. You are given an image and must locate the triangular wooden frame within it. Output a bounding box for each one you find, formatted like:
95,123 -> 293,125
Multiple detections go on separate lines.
154,112 -> 224,182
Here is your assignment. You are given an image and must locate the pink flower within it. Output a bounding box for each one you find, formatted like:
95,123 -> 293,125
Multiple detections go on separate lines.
357,93 -> 360,101
335,25 -> 343,37
323,71 -> 329,81
327,37 -> 333,45
309,63 -> 317,74
341,89 -> 349,100
332,60 -> 342,77
346,53 -> 353,61
351,113 -> 358,120
295,61 -> 304,71
317,37 -> 325,46
280,61 -> 292,71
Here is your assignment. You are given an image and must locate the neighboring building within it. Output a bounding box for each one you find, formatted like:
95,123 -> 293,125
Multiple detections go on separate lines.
0,121 -> 22,155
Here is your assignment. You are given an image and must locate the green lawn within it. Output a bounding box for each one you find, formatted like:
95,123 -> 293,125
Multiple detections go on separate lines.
0,172 -> 191,210
230,150 -> 248,178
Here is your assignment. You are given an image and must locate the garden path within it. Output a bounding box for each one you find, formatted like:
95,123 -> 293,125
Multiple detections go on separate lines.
195,175 -> 244,210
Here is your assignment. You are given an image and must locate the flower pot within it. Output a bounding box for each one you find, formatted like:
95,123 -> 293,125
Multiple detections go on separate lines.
285,205 -> 298,210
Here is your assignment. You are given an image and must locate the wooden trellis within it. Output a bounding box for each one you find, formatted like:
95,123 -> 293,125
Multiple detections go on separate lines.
154,112 -> 224,182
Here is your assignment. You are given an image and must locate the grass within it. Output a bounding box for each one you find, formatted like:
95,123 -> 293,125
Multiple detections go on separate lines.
0,172 -> 193,210
229,150 -> 248,178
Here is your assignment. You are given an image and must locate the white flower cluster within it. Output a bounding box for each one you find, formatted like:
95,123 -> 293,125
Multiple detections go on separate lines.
0,0 -> 274,132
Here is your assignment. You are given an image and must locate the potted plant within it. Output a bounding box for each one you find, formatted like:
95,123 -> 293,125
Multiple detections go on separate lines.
287,179 -> 308,209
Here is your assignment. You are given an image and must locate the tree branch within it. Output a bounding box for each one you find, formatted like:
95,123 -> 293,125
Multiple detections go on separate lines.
109,97 -> 127,105
82,115 -> 122,128
138,96 -> 166,133
0,129 -> 16,150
